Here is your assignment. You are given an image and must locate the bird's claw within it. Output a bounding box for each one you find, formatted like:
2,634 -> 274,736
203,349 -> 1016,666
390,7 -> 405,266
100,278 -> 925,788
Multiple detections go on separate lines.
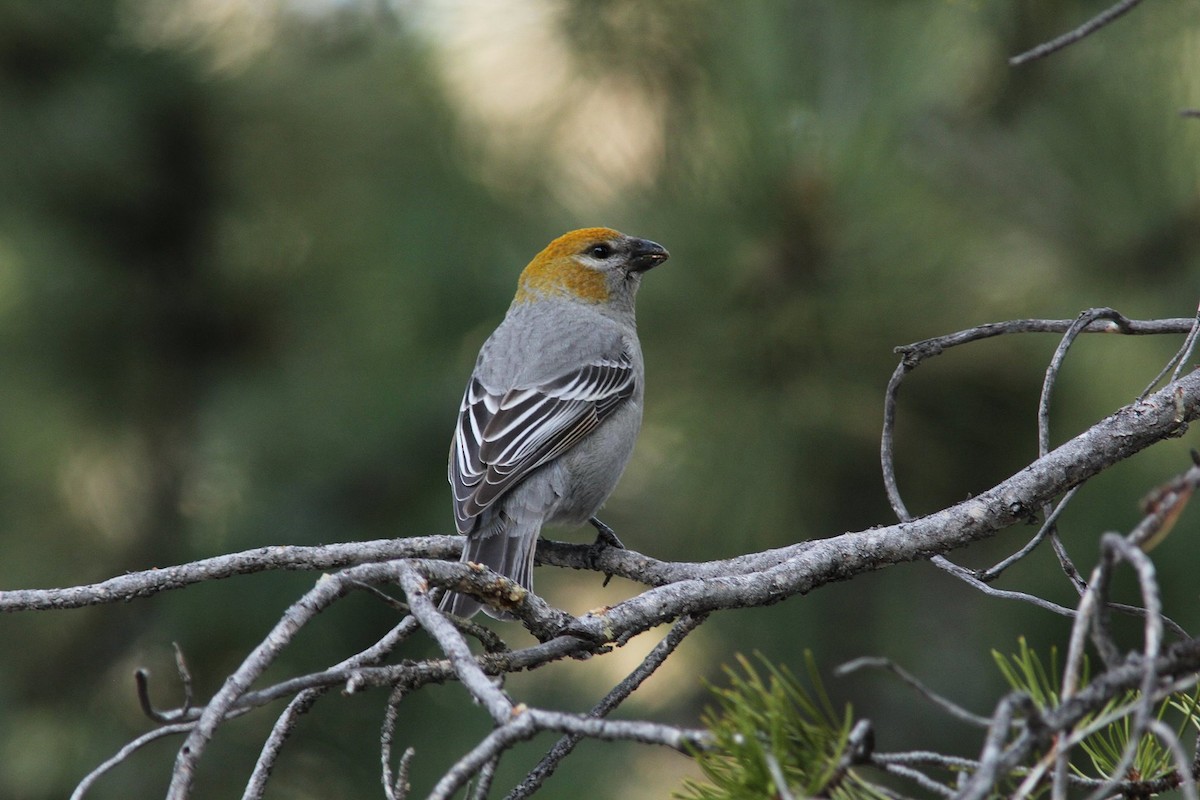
588,516 -> 624,587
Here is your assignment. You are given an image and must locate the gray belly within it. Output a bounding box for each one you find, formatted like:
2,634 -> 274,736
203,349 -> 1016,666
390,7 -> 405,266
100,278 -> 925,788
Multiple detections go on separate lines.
546,402 -> 642,525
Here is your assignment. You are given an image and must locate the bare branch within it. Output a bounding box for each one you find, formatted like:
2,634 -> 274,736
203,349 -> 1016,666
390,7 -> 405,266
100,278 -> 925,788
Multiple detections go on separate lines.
1143,302 -> 1200,398
70,723 -> 196,800
242,692 -> 321,800
381,686 -> 410,800
166,561 -> 405,798
395,561 -> 514,723
430,710 -> 709,800
1145,718 -> 1199,800
1009,0 -> 1145,66
836,656 -> 992,728
136,643 -> 194,724
976,486 -> 1080,583
507,613 -> 708,799
573,367 -> 1200,643
0,537 -> 460,613
880,314 -> 1194,521
958,693 -> 1040,800
877,760 -> 958,798
1040,309 -> 1127,456
469,758 -> 499,800
1059,534 -> 1164,800
243,616 -> 422,800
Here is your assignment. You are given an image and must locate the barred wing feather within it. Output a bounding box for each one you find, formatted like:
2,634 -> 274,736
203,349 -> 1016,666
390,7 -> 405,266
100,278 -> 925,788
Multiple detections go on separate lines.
450,351 -> 636,533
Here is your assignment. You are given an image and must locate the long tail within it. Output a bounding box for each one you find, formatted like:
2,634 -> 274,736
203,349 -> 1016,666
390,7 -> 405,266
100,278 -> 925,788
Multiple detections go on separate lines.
439,517 -> 540,620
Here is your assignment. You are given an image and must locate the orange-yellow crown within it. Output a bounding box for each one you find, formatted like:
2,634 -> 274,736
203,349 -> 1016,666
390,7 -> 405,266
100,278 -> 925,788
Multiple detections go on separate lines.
515,227 -> 623,304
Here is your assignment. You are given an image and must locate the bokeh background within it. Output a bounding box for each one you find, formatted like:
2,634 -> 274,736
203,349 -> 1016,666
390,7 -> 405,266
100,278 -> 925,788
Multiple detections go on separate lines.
2,1 -> 1200,797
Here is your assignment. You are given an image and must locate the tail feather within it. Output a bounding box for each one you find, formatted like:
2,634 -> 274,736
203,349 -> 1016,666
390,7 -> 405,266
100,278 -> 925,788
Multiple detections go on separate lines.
439,519 -> 539,620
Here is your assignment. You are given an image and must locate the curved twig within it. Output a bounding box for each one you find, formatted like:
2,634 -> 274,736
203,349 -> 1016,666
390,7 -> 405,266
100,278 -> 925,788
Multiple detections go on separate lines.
880,314 -> 1193,521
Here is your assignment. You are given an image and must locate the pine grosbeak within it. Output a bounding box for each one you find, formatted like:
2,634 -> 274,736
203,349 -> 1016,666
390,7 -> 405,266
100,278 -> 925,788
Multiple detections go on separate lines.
442,227 -> 669,619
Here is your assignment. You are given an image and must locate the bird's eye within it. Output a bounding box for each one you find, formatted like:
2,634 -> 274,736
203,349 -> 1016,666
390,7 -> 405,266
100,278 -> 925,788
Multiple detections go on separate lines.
589,243 -> 613,259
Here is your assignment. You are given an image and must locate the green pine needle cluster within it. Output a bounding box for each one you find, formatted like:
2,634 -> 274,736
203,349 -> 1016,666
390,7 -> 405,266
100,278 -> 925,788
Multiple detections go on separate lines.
993,638 -> 1200,787
677,652 -> 884,800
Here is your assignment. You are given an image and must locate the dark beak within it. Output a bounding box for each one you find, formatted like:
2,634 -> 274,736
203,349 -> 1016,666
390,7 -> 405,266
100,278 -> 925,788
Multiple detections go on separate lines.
626,238 -> 670,274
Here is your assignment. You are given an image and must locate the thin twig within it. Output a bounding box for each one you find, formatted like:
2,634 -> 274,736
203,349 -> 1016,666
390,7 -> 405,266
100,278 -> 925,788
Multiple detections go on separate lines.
881,356 -> 916,522
1145,718 -> 1199,800
879,314 -> 1193,521
469,757 -> 499,800
242,615 -> 421,800
70,723 -> 196,800
166,561 -> 406,799
1041,310 -> 1126,455
381,686 -> 411,800
932,555 -> 1078,617
977,487 -> 1080,583
1142,302 -> 1200,398
957,693 -> 1039,800
430,710 -> 709,800
1036,311 -> 1129,604
506,613 -> 708,799
242,691 -> 322,800
394,747 -> 416,800
396,561 -> 513,723
1049,530 -> 1087,593
136,642 -> 194,723
892,316 -> 1182,361
878,761 -> 957,798
1072,537 -> 1164,800
837,656 -> 992,728
873,751 -> 981,771
1009,0 -> 1145,66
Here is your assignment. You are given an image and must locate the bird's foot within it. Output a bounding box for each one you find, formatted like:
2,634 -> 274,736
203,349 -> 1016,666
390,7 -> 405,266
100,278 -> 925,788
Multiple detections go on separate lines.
588,516 -> 625,587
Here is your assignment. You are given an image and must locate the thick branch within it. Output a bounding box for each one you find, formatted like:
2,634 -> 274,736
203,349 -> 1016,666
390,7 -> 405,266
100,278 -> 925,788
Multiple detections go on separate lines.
0,538 -> 460,612
568,370 -> 1200,640
11,372 -> 1200,652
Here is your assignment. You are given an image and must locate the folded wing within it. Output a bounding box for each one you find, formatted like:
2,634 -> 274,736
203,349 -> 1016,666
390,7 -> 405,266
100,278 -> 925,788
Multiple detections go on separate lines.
450,349 -> 636,534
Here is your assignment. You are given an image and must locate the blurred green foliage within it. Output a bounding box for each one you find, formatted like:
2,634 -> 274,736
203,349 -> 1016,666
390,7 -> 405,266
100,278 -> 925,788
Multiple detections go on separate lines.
1,1 -> 1199,798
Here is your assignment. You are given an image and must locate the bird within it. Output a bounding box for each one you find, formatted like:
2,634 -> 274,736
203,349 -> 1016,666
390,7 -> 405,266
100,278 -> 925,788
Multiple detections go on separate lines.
441,227 -> 669,619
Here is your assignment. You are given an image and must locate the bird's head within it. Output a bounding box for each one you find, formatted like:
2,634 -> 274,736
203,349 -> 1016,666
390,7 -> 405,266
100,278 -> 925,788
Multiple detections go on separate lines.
514,227 -> 669,310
